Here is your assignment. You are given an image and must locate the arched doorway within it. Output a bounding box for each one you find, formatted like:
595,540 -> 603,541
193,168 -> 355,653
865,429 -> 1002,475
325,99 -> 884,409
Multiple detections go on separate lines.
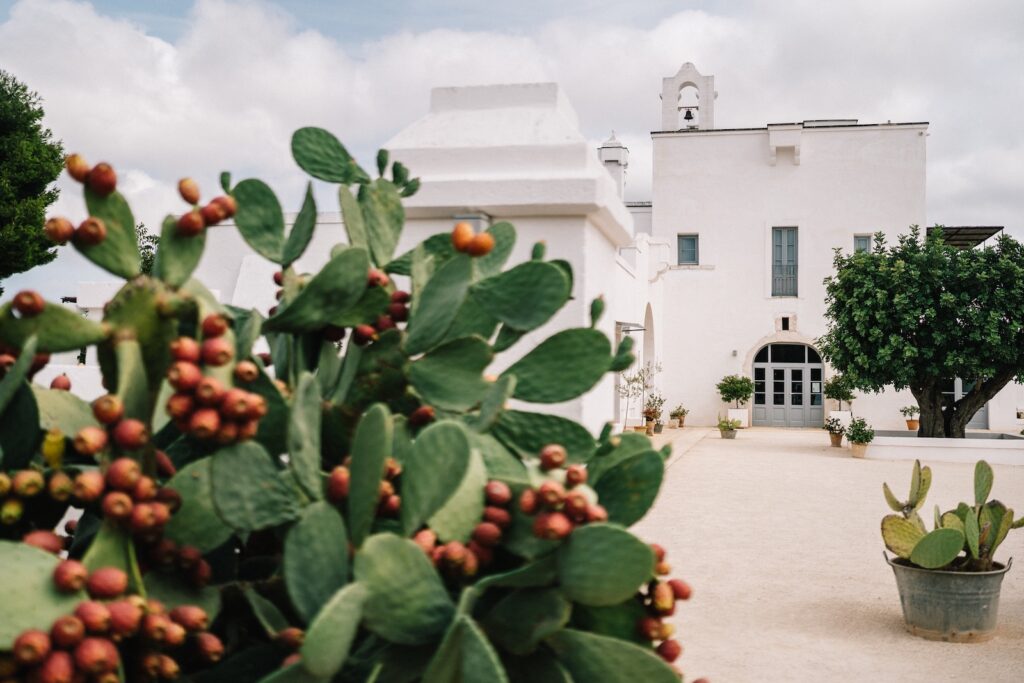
751,343 -> 824,427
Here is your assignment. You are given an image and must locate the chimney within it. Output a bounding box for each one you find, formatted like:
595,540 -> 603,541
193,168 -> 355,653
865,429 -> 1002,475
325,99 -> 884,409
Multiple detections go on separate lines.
598,131 -> 628,198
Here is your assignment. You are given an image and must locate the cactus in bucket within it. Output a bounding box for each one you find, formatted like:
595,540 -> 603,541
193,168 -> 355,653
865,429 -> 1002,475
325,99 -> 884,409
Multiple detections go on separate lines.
0,128 -> 698,681
882,459 -> 1024,570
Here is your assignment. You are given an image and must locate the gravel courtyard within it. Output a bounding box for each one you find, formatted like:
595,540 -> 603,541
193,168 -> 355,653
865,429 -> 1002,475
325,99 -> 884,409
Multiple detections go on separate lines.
633,427 -> 1024,683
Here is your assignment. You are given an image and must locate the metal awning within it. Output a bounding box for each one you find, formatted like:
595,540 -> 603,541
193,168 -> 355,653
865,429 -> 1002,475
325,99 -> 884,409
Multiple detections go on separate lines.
927,225 -> 1003,249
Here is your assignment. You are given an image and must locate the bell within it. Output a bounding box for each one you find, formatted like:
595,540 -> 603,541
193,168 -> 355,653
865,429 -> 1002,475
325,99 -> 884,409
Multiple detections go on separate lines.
683,109 -> 694,121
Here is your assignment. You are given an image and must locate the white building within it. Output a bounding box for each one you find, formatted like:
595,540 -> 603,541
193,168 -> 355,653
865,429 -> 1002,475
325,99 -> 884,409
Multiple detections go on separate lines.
54,64 -> 1024,435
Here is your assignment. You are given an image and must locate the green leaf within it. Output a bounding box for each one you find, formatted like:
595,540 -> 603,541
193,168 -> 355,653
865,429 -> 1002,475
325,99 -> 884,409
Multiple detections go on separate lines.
557,524 -> 654,606
82,522 -> 145,595
401,421 -> 471,535
404,254 -> 473,356
474,222 -> 516,278
339,185 -> 368,252
0,300 -> 107,353
975,460 -> 994,506
502,329 -> 611,403
0,542 -> 86,649
144,572 -> 221,621
592,450 -> 664,527
79,187 -> 142,278
348,404 -> 393,547
212,441 -> 299,532
285,502 -> 350,623
154,214 -> 205,287
262,247 -> 370,333
910,527 -> 965,569
164,457 -> 235,552
492,410 -> 597,464
482,588 -> 570,656
429,446 -> 486,542
244,587 -> 291,636
32,385 -> 99,434
291,127 -> 365,184
467,375 -> 516,433
546,629 -> 679,683
354,534 -> 454,644
409,336 -> 492,411
283,182 -> 317,267
469,261 -> 570,331
302,582 -> 368,678
233,178 -> 285,262
965,508 -> 980,559
288,373 -> 324,501
881,514 -> 926,559
359,180 -> 404,266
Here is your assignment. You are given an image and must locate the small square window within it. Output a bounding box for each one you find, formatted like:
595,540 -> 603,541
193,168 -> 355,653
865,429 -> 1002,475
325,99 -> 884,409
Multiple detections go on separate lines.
781,317 -> 790,331
677,234 -> 699,265
854,235 -> 871,253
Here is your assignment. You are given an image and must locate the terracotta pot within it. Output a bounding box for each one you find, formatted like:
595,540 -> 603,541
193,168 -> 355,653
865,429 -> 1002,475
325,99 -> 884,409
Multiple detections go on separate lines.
633,425 -> 646,433
829,432 -> 843,448
850,442 -> 868,458
906,419 -> 920,431
645,423 -> 654,436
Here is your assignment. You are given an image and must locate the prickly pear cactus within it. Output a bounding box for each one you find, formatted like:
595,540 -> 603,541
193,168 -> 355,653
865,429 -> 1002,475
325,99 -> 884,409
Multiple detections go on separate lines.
0,129 -> 700,682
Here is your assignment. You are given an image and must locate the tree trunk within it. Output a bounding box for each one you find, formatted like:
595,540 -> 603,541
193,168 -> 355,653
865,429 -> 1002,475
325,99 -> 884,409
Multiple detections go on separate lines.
912,385 -> 948,438
911,369 -> 1016,438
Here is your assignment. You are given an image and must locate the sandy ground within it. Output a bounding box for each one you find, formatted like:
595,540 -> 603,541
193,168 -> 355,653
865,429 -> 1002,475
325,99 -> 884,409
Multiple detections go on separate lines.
633,427 -> 1024,683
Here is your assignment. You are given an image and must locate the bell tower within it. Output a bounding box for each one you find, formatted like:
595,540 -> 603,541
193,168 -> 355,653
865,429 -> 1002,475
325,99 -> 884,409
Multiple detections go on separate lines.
661,63 -> 716,131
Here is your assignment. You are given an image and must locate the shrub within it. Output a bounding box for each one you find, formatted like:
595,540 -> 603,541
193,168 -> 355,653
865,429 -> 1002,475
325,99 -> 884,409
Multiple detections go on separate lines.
823,375 -> 855,410
846,417 -> 875,444
716,375 -> 754,408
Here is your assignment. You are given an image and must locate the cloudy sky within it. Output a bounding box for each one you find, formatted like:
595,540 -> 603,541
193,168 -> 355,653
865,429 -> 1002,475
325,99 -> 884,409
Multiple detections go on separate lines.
2,0 -> 1023,298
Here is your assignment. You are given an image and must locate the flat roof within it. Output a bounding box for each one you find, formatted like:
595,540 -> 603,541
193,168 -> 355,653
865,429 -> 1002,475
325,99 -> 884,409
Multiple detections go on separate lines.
928,225 -> 1003,248
652,121 -> 929,136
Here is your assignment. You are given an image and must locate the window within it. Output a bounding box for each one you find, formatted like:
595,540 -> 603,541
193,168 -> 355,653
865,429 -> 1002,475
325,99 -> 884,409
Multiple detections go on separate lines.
772,227 -> 798,296
781,316 -> 790,331
854,235 -> 871,253
677,234 -> 699,265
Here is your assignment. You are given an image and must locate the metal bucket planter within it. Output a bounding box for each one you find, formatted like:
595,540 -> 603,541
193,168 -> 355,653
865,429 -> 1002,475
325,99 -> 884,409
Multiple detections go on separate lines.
886,553 -> 1012,642
719,429 -> 737,439
654,423 -> 664,434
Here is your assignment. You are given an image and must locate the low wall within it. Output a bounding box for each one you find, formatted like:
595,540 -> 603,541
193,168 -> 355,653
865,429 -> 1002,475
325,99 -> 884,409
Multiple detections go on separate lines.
865,430 -> 1024,466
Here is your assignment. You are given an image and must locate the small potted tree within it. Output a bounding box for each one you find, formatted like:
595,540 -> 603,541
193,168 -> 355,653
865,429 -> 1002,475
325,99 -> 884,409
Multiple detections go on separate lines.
717,416 -> 741,439
823,416 -> 845,447
900,405 -> 921,431
846,417 -> 874,458
645,392 -> 665,435
824,375 -> 855,426
881,460 -> 1022,641
669,405 -> 689,429
716,374 -> 754,428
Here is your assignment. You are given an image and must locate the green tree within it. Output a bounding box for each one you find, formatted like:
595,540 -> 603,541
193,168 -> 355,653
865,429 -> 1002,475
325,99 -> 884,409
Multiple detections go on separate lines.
819,227 -> 1024,438
135,222 -> 159,275
0,70 -> 64,295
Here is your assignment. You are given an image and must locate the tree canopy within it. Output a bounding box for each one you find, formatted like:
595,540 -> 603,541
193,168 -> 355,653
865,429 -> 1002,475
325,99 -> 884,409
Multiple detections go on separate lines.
819,227 -> 1024,437
0,70 -> 64,294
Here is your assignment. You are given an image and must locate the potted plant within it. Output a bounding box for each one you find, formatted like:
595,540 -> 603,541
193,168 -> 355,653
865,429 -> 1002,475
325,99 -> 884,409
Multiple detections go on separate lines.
900,405 -> 921,431
669,405 -> 689,429
716,374 -> 754,428
645,392 -> 665,435
824,374 -> 855,426
823,416 -> 845,447
881,460 -> 1023,641
717,416 -> 741,439
617,361 -> 661,433
846,417 -> 874,457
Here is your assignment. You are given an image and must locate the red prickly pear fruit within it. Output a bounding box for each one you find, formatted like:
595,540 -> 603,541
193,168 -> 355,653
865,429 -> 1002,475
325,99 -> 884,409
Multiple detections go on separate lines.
442,541 -> 467,567
214,420 -> 238,445
50,614 -> 86,649
129,502 -> 162,537
390,290 -> 411,304
195,376 -> 226,406
537,480 -> 566,508
430,546 -> 445,566
178,177 -> 200,204
155,654 -> 180,679
462,548 -> 479,577
155,449 -> 177,478
564,490 -> 590,521
112,418 -> 148,450
170,336 -> 201,363
177,209 -> 205,237
64,518 -> 78,535
374,314 -> 395,332
23,530 -> 64,554
234,359 -> 259,383
50,373 -> 72,391
86,162 -> 117,196
484,480 -> 512,506
467,540 -> 494,566
237,418 -> 259,440
451,222 -> 474,252
13,629 -> 51,665
650,543 -> 666,562
387,302 -> 408,322
106,457 -> 142,491
141,613 -> 170,642
65,153 -> 90,182
168,605 -> 208,632
37,649 -> 74,683
74,601 -> 112,634
195,632 -> 224,663
133,476 -> 158,501
13,290 -> 45,317
212,194 -> 237,218
659,622 -> 676,639
378,479 -> 395,501
201,336 -> 234,366
247,393 -> 268,419
482,506 -> 512,529
73,470 -> 105,503
201,314 -> 229,338
190,558 -> 212,588
533,511 -> 573,540
44,216 -> 75,244
379,494 -> 401,517
163,621 -> 187,647
408,405 -> 435,428
656,639 -> 682,663
148,537 -> 178,568
219,388 -> 251,420
275,626 -> 304,650
539,444 -> 567,471
167,360 -> 202,392
471,522 -> 502,547
565,464 -> 587,487
73,425 -> 108,456
326,466 -> 350,503
366,268 -> 389,287
412,528 -> 437,554
177,545 -> 202,570
91,394 -> 124,424
637,616 -> 662,641
46,469 -> 74,502
655,561 -> 672,575
0,471 -> 10,496
586,504 -> 608,523
101,491 -> 133,521
74,637 -> 119,674
13,469 -> 45,496
273,271 -> 284,285
668,578 -> 692,601
87,567 -> 128,600
384,457 -> 402,479
189,408 -> 221,440
156,486 -> 182,513
30,351 -> 50,375
466,232 -> 495,257
0,353 -> 14,372
165,392 -> 194,420
201,200 -> 227,226
518,488 -> 539,515
107,600 -> 143,640
75,217 -> 107,246
352,324 -> 378,345
652,582 -> 675,615
321,324 -> 345,342
1,497 -> 24,524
